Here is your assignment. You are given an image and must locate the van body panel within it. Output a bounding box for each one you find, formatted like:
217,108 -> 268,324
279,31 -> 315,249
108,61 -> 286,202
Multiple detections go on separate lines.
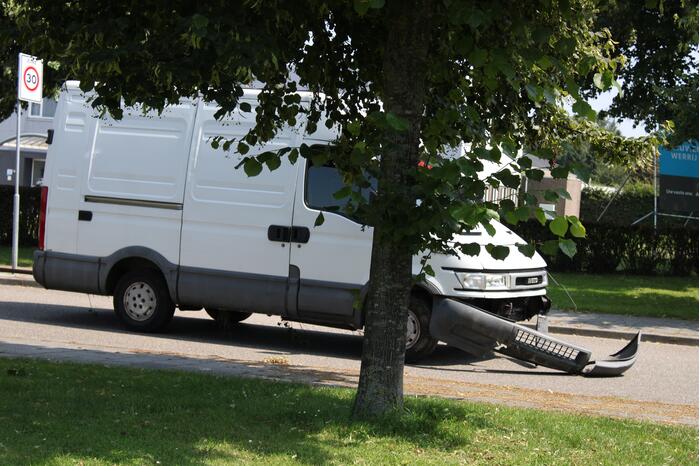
75,99 -> 197,265
33,250 -> 101,294
43,86 -> 91,253
177,266 -> 288,315
177,100 -> 301,314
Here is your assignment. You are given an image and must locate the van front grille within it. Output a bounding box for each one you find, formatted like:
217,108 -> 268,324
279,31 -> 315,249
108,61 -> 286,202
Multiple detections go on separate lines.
514,329 -> 580,361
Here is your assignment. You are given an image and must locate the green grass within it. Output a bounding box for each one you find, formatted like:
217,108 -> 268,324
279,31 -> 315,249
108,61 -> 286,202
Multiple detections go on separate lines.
0,246 -> 35,267
0,358 -> 696,465
548,272 -> 699,320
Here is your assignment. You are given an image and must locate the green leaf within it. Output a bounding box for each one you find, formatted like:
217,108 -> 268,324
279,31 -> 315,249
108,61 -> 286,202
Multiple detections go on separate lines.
369,0 -> 385,7
239,102 -> 252,112
568,217 -> 586,238
468,48 -> 488,67
333,186 -> 352,200
555,188 -> 572,200
559,239 -> 577,258
265,156 -> 281,171
423,264 -> 435,277
540,239 -> 560,257
314,211 -> 325,227
543,190 -> 560,202
550,166 -> 568,179
347,120 -> 361,136
543,86 -> 557,104
460,242 -> 481,256
484,208 -> 500,221
486,244 -> 510,260
526,169 -> 544,181
288,148 -> 299,164
593,72 -> 604,90
525,84 -> 543,103
243,158 -> 262,177
549,216 -> 568,237
386,112 -> 409,131
237,142 -> 250,155
572,99 -> 596,120
517,243 -> 536,258
493,169 -> 521,189
353,0 -> 369,14
534,208 -> 547,225
613,79 -> 623,97
504,210 -> 518,225
515,206 -> 530,222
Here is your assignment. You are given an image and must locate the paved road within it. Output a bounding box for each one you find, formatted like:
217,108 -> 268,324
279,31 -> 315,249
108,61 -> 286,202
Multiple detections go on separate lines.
0,283 -> 697,424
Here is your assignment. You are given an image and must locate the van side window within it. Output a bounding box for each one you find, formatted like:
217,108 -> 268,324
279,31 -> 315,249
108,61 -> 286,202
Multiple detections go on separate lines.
305,163 -> 376,214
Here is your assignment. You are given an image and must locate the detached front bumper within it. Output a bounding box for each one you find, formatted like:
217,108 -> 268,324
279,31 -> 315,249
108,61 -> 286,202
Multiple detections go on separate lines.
429,298 -> 639,377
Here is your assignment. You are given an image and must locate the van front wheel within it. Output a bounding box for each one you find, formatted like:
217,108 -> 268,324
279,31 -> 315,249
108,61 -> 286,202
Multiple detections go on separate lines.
405,296 -> 439,363
113,270 -> 175,332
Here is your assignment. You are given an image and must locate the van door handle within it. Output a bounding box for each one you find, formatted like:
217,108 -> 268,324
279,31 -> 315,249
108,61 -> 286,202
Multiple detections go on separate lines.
78,210 -> 92,221
291,226 -> 310,244
267,225 -> 291,242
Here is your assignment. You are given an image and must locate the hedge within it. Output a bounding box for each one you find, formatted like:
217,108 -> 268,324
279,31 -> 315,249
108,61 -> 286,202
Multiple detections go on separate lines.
0,185 -> 41,247
515,220 -> 698,276
580,184 -> 692,227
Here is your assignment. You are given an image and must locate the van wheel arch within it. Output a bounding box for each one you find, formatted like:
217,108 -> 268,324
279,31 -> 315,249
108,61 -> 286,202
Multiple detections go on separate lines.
100,247 -> 178,302
105,257 -> 165,296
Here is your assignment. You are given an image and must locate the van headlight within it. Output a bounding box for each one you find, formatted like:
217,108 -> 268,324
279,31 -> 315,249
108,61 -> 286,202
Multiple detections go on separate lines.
456,272 -> 509,290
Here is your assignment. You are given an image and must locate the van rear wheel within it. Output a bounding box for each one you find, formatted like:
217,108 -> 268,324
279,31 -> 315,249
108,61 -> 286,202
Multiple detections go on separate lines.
113,270 -> 175,332
206,308 -> 252,326
405,296 -> 439,363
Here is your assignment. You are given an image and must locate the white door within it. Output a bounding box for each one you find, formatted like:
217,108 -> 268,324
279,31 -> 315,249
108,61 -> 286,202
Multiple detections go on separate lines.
77,98 -> 198,265
288,159 -> 373,328
178,98 -> 301,314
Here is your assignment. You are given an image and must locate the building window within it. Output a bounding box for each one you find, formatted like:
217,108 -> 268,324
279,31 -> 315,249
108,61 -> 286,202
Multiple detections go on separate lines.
29,97 -> 58,119
539,203 -> 556,220
31,159 -> 46,186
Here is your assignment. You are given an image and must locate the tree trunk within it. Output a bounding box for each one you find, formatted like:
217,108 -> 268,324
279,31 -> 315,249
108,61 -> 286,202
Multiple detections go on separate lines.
352,0 -> 433,419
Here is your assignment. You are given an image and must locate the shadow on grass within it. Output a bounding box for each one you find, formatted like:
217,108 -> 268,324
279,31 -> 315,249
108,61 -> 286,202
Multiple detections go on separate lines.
0,357 -> 491,464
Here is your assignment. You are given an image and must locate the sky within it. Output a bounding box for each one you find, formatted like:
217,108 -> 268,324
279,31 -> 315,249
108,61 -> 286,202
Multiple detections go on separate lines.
587,89 -> 649,138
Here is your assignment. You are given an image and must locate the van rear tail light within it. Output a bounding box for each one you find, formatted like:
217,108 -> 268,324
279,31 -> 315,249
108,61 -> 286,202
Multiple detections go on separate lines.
38,186 -> 48,250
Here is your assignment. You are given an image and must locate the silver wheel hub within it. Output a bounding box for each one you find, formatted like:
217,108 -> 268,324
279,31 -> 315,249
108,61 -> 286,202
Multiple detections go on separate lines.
406,309 -> 421,349
123,281 -> 157,322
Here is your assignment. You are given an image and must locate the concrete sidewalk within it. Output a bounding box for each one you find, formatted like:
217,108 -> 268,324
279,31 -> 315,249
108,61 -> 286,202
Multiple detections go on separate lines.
1,270 -> 697,346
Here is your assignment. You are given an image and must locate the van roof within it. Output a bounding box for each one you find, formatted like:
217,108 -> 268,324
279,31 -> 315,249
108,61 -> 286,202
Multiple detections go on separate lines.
62,80 -> 316,101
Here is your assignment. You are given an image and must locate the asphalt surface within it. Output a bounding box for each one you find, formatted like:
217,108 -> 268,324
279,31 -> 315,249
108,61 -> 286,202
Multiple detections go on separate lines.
0,283 -> 697,424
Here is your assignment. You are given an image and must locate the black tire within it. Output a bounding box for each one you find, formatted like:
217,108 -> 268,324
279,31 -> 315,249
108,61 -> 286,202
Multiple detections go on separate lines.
113,269 -> 175,332
205,308 -> 252,325
405,296 -> 439,364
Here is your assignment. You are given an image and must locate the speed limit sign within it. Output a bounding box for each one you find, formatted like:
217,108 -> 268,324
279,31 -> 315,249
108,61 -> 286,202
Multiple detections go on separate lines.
18,53 -> 43,103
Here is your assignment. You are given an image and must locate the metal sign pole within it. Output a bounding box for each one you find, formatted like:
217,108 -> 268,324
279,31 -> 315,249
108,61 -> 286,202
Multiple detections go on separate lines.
11,55 -> 21,272
653,149 -> 657,230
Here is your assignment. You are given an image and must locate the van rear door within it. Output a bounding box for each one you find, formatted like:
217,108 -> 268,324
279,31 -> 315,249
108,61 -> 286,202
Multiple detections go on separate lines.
178,98 -> 300,315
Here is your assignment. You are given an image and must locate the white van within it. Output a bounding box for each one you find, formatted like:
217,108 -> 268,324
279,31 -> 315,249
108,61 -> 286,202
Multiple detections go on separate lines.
33,82 -> 553,362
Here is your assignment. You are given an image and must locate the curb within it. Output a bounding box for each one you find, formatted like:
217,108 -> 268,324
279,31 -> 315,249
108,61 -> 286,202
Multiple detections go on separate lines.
0,272 -> 696,347
523,323 -> 698,347
0,275 -> 41,288
0,266 -> 32,275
